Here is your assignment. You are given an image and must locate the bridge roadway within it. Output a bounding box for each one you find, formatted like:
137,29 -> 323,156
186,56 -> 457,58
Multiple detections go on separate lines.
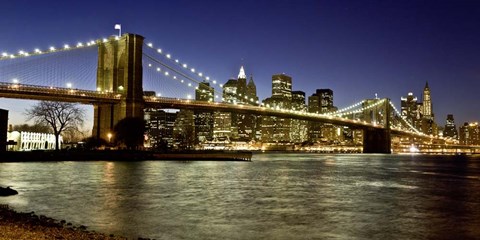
0,82 -> 120,104
0,82 -> 435,140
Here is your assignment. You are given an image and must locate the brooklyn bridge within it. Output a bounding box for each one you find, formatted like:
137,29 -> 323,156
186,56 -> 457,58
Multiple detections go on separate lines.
0,33 -> 475,153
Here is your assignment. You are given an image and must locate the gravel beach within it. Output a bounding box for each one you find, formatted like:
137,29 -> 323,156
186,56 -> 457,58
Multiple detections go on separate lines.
0,205 -> 128,240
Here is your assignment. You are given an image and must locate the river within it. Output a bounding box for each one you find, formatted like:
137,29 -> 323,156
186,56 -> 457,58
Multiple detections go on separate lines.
1,153 -> 480,239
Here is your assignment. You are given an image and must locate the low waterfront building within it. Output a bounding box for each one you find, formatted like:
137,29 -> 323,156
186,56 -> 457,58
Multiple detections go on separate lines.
7,131 -> 61,151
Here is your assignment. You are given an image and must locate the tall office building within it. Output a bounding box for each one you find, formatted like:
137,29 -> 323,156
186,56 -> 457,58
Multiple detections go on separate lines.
291,91 -> 308,143
421,82 -> 436,135
144,109 -> 177,149
261,74 -> 293,143
459,122 -> 480,145
237,67 -> 258,141
247,75 -> 259,104
195,82 -> 214,143
423,82 -> 433,120
272,74 -> 292,101
443,114 -> 458,139
173,109 -> 195,150
214,78 -> 238,139
401,92 -> 422,130
308,89 -> 336,142
213,67 -> 259,141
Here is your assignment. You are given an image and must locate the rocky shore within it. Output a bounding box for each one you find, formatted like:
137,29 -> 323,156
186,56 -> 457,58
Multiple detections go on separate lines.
0,204 -> 133,240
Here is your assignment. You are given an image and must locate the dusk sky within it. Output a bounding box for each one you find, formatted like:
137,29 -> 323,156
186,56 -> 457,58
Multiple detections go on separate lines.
1,0 -> 479,129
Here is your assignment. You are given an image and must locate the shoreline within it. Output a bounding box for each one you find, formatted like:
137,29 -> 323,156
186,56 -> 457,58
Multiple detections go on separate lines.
0,150 -> 252,162
0,204 -> 132,240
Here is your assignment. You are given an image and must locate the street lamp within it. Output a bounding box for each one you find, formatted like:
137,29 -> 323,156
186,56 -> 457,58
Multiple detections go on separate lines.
107,133 -> 112,144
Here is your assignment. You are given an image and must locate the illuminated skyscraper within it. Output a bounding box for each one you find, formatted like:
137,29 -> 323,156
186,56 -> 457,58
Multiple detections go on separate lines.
291,91 -> 308,143
421,81 -> 436,135
173,109 -> 195,150
308,89 -> 336,142
443,114 -> 458,139
423,82 -> 433,120
261,74 -> 293,143
272,74 -> 292,101
194,82 -> 214,143
401,92 -> 422,130
144,109 -> 177,149
214,67 -> 259,141
459,122 -> 480,145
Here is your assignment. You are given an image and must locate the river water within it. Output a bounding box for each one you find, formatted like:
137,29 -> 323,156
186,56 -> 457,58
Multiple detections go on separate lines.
1,153 -> 480,239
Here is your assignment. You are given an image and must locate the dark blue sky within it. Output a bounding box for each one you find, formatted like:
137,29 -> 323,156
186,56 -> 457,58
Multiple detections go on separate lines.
1,0 -> 479,127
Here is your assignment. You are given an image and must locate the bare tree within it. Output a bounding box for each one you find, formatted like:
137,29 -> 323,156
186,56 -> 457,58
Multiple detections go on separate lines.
25,101 -> 85,150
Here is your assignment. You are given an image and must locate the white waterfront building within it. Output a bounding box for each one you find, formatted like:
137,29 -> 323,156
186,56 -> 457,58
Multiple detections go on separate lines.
7,131 -> 62,151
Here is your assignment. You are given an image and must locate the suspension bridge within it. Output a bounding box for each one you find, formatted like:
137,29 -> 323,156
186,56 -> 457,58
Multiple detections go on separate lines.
0,33 -> 468,153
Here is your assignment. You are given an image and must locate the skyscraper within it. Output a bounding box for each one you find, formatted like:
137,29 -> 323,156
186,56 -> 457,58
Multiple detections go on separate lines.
401,92 -> 422,130
291,91 -> 308,143
194,82 -> 214,143
173,109 -> 195,150
308,89 -> 336,142
236,67 -> 258,141
443,114 -> 458,139
213,66 -> 259,142
272,74 -> 292,101
261,74 -> 293,143
459,122 -> 480,145
144,109 -> 177,149
421,81 -> 436,135
423,82 -> 433,120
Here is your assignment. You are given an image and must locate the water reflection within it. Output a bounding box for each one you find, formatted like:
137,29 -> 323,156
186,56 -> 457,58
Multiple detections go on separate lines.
0,155 -> 479,239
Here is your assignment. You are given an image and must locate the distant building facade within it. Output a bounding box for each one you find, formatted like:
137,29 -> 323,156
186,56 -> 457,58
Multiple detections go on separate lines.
214,66 -> 259,142
421,82 -> 436,135
308,89 -> 336,142
290,91 -> 308,143
443,114 -> 458,139
144,108 -> 177,149
459,122 -> 480,145
7,131 -> 60,151
261,74 -> 292,144
195,82 -> 215,143
401,92 -> 422,130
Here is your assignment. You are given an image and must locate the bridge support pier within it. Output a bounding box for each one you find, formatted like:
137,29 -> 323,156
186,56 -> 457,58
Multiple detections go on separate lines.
363,127 -> 391,153
92,33 -> 144,140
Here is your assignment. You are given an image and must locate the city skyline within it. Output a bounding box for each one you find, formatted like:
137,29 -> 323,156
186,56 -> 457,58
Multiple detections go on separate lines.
0,0 -> 479,127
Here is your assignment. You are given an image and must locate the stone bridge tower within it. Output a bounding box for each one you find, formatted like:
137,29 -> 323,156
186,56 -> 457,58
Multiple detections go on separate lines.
92,33 -> 144,140
362,98 -> 391,153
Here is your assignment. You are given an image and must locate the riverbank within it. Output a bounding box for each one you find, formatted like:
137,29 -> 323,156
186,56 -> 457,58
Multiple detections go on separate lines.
0,204 -> 129,240
0,150 -> 252,162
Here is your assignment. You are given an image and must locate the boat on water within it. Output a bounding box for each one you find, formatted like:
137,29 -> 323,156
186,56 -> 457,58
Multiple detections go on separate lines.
0,186 -> 18,196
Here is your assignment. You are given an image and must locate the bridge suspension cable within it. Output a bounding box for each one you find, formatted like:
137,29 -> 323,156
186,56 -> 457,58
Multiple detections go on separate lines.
388,100 -> 421,133
330,99 -> 386,117
0,37 -> 109,61
142,43 -> 260,105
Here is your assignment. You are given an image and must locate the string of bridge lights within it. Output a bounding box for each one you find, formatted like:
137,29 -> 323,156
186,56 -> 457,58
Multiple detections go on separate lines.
331,99 -> 386,117
388,101 -> 421,134
144,57 -> 220,100
0,36 -> 122,61
144,42 -> 217,85
143,46 -> 260,105
3,36 -> 424,132
324,100 -> 366,116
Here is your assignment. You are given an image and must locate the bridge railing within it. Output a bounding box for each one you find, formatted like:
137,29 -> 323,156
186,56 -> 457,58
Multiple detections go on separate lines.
0,82 -> 120,100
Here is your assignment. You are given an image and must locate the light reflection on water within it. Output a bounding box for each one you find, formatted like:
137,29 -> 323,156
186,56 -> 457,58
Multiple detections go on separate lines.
1,153 -> 480,239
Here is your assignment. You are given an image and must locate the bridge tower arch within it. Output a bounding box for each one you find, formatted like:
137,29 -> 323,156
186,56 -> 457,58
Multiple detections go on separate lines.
92,33 -> 144,140
362,98 -> 391,153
